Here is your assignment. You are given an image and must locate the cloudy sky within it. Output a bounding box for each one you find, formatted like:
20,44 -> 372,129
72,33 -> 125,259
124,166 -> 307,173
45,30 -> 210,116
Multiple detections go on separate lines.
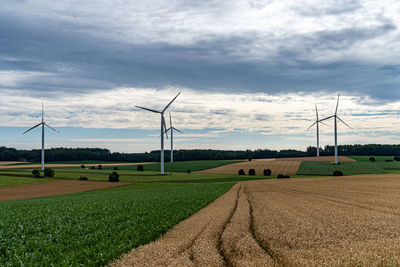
0,0 -> 399,152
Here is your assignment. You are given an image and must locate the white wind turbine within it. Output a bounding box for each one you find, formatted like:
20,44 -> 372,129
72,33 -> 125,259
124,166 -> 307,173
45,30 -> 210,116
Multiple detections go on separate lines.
135,92 -> 181,174
307,105 -> 328,157
319,94 -> 352,164
166,112 -> 183,163
23,102 -> 59,170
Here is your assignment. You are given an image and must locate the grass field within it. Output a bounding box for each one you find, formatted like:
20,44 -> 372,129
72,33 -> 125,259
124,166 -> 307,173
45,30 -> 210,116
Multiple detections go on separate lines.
296,161 -> 387,176
0,175 -> 52,187
0,183 -> 232,266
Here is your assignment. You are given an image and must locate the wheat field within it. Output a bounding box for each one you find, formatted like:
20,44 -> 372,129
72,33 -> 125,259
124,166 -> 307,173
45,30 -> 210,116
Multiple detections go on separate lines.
111,174 -> 400,266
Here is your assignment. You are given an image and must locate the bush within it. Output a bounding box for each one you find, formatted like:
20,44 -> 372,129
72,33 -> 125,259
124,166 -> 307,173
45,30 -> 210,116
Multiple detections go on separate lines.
90,166 -> 96,170
137,165 -> 144,171
394,156 -> 400,161
248,169 -> 256,175
263,169 -> 272,176
98,165 -> 102,170
44,168 -> 55,178
32,169 -> 41,178
81,164 -> 85,169
333,170 -> 344,176
238,169 -> 245,175
248,158 -> 252,161
369,157 -> 376,162
114,166 -> 118,170
79,176 -> 88,181
187,169 -> 191,174
277,174 -> 290,179
385,159 -> 393,162
108,172 -> 119,182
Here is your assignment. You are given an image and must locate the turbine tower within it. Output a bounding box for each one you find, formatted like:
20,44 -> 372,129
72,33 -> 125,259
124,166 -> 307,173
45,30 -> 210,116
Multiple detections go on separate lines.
23,102 -> 59,170
135,92 -> 181,174
307,105 -> 328,157
166,112 -> 183,163
319,94 -> 352,164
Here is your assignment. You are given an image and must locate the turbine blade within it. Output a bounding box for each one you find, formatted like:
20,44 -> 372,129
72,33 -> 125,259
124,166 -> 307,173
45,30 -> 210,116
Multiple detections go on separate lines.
45,123 -> 59,133
23,123 -> 42,134
162,115 -> 168,140
319,120 -> 329,127
335,93 -> 340,115
306,121 -> 317,131
315,105 -> 318,120
319,115 -> 335,122
162,91 -> 181,113
169,111 -> 172,127
135,106 -> 161,113
173,127 -> 183,133
337,116 -> 353,129
42,101 -> 44,123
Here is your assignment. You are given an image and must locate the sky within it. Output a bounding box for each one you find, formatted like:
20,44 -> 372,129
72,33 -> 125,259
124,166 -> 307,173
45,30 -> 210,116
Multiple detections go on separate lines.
0,0 -> 399,153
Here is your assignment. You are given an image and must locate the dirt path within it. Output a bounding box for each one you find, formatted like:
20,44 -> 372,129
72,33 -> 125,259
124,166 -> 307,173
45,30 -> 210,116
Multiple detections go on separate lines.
0,180 -> 130,201
111,174 -> 400,266
0,162 -> 154,170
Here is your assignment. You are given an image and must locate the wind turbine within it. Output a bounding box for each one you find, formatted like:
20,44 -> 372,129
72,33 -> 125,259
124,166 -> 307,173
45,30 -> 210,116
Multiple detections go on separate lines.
135,92 -> 181,174
307,105 -> 328,157
23,102 -> 59,170
319,94 -> 352,164
166,112 -> 183,163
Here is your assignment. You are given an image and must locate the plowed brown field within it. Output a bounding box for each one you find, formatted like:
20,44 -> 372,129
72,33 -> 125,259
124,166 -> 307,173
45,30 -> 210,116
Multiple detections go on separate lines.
198,156 -> 354,175
0,180 -> 130,201
111,174 -> 400,266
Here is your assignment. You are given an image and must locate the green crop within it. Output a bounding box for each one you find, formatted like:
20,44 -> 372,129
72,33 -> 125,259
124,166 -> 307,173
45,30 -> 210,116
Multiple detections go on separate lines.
297,161 -> 387,176
0,183 -> 232,266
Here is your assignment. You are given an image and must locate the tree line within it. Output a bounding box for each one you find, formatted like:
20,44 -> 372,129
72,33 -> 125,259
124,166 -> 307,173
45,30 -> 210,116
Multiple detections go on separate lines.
0,144 -> 399,162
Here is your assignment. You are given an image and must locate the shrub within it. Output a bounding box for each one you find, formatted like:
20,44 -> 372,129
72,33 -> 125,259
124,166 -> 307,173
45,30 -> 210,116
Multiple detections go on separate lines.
385,159 -> 393,162
187,169 -> 191,174
108,172 -> 119,182
81,164 -> 85,169
333,170 -> 344,176
394,156 -> 400,161
137,165 -> 144,171
79,176 -> 88,181
277,174 -> 290,179
369,157 -> 376,163
263,169 -> 272,176
32,169 -> 41,178
114,166 -> 118,170
90,166 -> 96,170
248,158 -> 252,161
248,169 -> 256,175
98,165 -> 102,170
238,169 -> 245,175
44,168 -> 55,178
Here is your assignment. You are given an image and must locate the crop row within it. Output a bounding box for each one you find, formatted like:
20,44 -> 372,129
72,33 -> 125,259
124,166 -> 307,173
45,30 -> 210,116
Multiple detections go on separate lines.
296,161 -> 387,176
0,183 -> 232,266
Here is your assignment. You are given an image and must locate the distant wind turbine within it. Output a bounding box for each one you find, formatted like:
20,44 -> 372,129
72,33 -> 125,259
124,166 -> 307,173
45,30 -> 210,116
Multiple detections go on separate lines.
166,112 -> 183,163
23,102 -> 59,170
319,94 -> 352,164
307,105 -> 328,157
135,92 -> 181,174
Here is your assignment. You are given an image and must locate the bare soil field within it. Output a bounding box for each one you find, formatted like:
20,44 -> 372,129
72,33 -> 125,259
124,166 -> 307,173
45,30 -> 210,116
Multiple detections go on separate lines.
0,180 -> 130,201
112,174 -> 400,266
197,160 -> 301,175
0,162 -> 153,170
275,155 -> 355,162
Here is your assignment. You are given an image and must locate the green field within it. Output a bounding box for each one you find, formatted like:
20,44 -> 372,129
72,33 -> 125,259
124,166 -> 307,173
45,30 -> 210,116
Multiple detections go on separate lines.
0,183 -> 232,266
0,175 -> 52,187
348,155 -> 398,162
297,161 -> 388,176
